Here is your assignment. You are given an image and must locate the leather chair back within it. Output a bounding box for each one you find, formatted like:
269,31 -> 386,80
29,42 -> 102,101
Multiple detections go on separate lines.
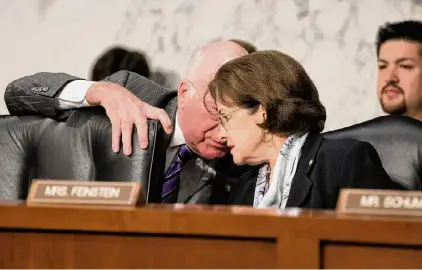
324,115 -> 422,190
0,115 -> 42,199
0,110 -> 166,202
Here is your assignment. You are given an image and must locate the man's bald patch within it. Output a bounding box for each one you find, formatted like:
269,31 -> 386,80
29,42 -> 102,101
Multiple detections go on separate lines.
183,40 -> 248,85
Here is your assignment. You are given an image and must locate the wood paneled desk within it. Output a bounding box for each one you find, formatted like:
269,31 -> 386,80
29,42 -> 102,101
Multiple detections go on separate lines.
0,201 -> 421,269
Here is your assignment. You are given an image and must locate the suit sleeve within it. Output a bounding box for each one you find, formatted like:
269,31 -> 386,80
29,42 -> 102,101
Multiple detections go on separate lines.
4,72 -> 82,119
4,70 -> 170,120
339,141 -> 406,190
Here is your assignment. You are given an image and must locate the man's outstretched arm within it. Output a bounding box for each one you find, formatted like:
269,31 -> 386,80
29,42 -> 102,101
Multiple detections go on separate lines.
4,71 -> 173,155
4,72 -> 83,119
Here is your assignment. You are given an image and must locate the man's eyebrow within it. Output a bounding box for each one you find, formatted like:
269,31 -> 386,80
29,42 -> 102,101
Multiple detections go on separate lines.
378,58 -> 416,63
396,57 -> 416,63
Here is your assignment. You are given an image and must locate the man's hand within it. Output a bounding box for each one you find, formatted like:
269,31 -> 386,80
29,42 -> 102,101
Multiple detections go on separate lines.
86,82 -> 173,155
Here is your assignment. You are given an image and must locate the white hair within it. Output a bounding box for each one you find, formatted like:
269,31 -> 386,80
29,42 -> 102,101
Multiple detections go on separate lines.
183,45 -> 204,82
181,39 -> 248,96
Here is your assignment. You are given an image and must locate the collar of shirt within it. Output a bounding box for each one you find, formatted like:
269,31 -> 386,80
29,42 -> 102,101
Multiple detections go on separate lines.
169,111 -> 186,148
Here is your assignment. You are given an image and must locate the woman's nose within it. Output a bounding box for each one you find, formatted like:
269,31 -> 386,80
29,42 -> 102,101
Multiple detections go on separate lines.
217,124 -> 228,141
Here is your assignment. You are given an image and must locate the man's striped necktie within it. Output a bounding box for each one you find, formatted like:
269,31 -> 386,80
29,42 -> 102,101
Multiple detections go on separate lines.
161,144 -> 195,203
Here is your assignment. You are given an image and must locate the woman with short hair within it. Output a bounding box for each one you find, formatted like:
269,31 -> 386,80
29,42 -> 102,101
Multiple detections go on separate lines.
208,50 -> 403,209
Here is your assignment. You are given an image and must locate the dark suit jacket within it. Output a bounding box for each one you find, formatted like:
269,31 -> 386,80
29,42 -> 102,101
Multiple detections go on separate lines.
5,71 -> 176,120
4,71 -> 248,205
229,133 -> 405,209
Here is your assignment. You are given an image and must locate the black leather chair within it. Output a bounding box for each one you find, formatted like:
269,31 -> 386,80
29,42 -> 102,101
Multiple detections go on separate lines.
0,110 -> 166,202
324,115 -> 422,190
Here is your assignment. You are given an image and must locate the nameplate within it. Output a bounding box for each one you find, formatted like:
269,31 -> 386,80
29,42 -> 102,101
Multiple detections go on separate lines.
337,188 -> 422,216
27,179 -> 143,206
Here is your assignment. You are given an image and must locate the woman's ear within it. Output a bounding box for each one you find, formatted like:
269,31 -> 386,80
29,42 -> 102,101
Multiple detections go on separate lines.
256,104 -> 267,125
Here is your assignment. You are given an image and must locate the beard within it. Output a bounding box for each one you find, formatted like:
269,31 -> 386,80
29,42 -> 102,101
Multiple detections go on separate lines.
379,83 -> 407,115
380,95 -> 407,115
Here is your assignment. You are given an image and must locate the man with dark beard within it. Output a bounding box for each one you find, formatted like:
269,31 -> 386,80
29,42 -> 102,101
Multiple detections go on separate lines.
376,20 -> 422,120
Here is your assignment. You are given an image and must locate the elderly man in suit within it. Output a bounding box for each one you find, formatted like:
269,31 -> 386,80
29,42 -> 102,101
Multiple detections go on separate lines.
4,40 -> 249,204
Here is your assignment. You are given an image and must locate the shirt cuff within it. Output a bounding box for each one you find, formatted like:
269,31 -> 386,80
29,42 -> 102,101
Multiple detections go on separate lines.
57,80 -> 95,109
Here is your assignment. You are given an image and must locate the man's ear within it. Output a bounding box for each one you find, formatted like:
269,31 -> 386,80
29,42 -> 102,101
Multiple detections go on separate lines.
178,81 -> 189,108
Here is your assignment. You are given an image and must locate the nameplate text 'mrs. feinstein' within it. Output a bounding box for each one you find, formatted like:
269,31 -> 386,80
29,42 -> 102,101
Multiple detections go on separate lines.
337,188 -> 422,216
27,179 -> 143,206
